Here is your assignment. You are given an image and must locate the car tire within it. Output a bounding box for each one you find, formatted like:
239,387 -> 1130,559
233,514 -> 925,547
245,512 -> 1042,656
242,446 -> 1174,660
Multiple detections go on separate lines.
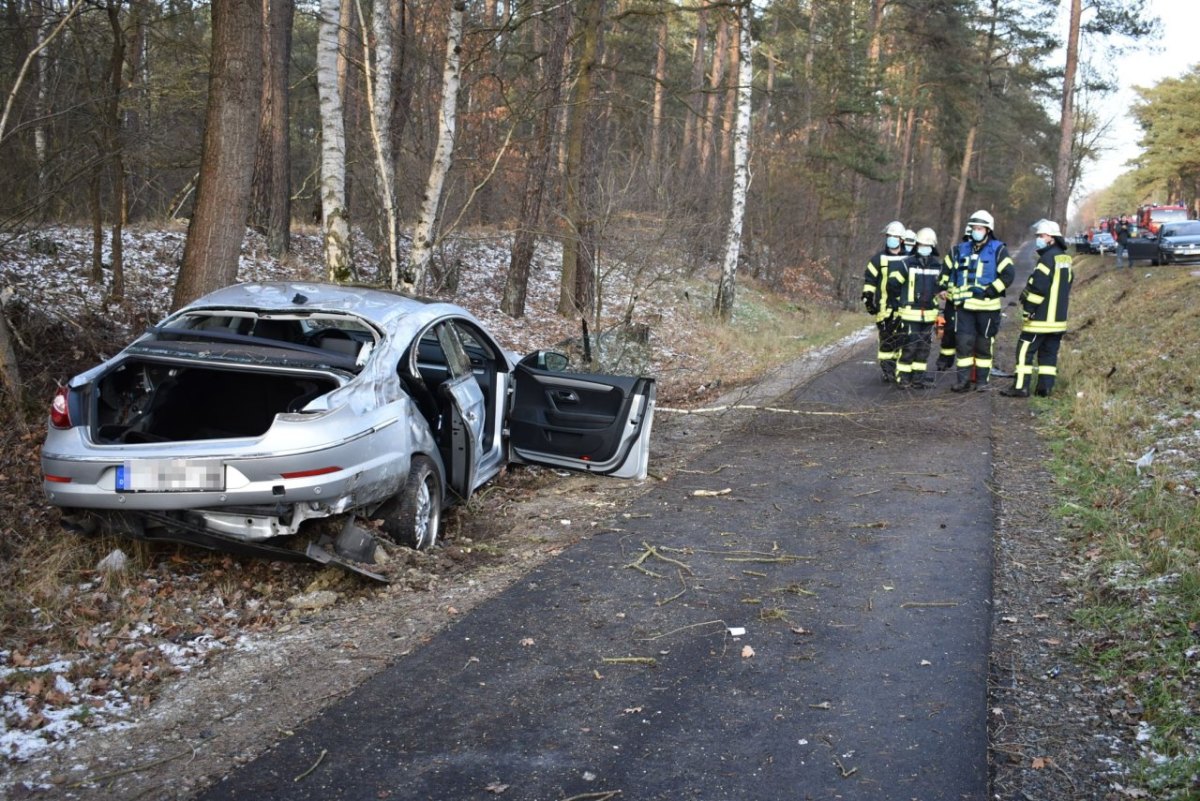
381,455 -> 442,550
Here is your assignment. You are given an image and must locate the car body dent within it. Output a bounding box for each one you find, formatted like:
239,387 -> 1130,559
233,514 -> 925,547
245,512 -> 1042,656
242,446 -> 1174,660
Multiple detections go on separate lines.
41,282 -> 655,557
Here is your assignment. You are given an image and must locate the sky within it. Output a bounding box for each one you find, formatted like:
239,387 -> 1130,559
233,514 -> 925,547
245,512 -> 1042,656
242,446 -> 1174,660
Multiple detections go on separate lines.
1071,0 -> 1200,207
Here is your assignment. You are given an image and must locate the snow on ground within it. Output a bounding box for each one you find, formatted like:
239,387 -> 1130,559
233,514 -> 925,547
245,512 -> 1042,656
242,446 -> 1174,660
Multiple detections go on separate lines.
0,222 -> 709,764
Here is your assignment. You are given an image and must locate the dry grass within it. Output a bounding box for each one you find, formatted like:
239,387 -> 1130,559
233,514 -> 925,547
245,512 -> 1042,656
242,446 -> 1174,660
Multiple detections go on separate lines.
1039,255 -> 1200,796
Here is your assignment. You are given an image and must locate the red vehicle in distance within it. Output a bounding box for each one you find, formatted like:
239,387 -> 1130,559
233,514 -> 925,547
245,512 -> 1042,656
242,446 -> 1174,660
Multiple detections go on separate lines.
1137,203 -> 1189,235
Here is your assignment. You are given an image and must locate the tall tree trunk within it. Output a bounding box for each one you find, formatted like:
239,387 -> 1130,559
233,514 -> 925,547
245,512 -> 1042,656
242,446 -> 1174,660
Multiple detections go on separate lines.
502,1 -> 570,318
405,1 -> 466,292
951,121 -> 977,240
680,8 -> 707,170
315,0 -> 351,282
896,103 -> 916,217
251,0 -> 294,257
715,3 -> 751,321
172,0 -> 264,309
103,0 -> 127,300
33,2 -> 48,207
360,0 -> 399,284
1051,0 -> 1081,222
699,12 -> 728,177
558,0 -> 604,317
649,6 -> 668,171
719,18 -> 739,176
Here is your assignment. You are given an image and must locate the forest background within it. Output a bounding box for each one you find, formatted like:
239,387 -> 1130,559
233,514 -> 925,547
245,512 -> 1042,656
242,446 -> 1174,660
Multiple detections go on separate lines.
1,0 -> 1198,396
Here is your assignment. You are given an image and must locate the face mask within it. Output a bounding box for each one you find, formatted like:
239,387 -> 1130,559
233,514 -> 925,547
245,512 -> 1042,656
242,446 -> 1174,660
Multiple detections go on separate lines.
1035,237 -> 1049,251
917,245 -> 932,257
886,236 -> 901,250
971,229 -> 986,243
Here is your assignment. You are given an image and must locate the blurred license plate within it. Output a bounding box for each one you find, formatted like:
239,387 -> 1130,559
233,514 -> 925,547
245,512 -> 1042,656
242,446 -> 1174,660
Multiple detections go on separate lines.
117,460 -> 224,492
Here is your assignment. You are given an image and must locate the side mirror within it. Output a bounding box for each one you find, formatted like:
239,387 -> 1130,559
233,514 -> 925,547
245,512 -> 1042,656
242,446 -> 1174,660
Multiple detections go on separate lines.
520,350 -> 571,372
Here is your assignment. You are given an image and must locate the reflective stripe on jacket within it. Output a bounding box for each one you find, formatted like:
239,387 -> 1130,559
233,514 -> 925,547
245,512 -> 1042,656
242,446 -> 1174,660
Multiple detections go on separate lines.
887,252 -> 942,323
863,249 -> 906,323
1021,247 -> 1072,333
949,238 -> 1014,311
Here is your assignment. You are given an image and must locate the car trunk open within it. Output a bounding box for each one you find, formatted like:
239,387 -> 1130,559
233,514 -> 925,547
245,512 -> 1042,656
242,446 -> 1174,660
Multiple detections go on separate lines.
93,359 -> 340,444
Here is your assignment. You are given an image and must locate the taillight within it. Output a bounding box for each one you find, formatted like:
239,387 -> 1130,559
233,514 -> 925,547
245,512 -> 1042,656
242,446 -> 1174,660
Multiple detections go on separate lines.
279,466 -> 341,479
50,387 -> 72,429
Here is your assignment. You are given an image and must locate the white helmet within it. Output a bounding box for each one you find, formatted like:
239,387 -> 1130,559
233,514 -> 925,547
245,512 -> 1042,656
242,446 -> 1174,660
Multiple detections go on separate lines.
967,209 -> 995,229
1034,219 -> 1061,238
915,227 -> 937,247
882,220 -> 906,237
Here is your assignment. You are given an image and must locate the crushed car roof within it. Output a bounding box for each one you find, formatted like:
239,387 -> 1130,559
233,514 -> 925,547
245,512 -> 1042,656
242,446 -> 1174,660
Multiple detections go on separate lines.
180,282 -> 464,328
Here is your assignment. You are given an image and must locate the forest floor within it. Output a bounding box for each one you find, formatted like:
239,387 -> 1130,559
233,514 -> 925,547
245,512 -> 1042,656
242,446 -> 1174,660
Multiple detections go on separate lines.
0,225 -> 1141,799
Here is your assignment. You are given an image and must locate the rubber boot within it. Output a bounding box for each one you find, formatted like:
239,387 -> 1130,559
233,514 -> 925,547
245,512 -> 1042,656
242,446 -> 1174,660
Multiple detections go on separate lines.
951,367 -> 972,393
975,367 -> 993,392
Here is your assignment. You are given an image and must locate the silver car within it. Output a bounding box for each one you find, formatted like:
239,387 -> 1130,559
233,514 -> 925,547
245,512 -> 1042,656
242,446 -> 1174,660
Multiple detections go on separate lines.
42,283 -> 655,570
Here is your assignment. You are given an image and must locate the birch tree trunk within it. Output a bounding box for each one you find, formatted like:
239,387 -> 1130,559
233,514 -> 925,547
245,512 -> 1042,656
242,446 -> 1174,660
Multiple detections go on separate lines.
1050,0 -> 1081,222
714,3 -> 752,322
316,0 -> 351,282
405,1 -> 466,293
359,0 -> 399,286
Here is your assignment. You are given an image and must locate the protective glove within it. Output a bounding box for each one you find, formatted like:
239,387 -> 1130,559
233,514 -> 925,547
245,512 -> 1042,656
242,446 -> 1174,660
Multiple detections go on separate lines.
970,286 -> 986,299
983,285 -> 1000,300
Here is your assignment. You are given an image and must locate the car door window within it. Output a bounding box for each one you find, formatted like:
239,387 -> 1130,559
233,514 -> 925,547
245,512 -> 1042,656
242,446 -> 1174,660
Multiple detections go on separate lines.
435,322 -> 472,379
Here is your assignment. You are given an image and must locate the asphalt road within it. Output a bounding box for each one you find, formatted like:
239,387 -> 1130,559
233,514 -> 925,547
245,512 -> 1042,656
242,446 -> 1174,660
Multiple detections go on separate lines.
197,339 -> 1006,801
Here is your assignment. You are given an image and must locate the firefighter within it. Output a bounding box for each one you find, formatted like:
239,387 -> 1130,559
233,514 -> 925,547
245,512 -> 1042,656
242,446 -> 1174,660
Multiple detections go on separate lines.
947,210 -> 1015,392
935,224 -> 971,371
1000,219 -> 1073,398
886,227 -> 942,388
902,228 -> 918,254
862,220 -> 908,383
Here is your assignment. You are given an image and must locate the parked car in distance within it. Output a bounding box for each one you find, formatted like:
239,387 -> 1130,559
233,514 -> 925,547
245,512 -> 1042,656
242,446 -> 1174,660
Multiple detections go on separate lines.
1154,220 -> 1200,265
1092,232 -> 1117,255
41,283 -> 656,572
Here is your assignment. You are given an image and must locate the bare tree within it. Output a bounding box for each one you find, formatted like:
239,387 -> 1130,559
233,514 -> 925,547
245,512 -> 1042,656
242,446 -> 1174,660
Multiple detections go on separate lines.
1050,0 -> 1081,223
251,0 -> 294,257
358,0 -> 400,284
502,1 -> 571,318
559,0 -> 604,316
171,0 -> 264,309
405,1 -> 467,292
315,0 -> 351,282
714,2 -> 751,321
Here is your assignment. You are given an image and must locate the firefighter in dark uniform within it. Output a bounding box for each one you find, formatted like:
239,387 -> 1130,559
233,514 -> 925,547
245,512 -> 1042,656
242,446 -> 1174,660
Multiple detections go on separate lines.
935,225 -> 971,371
948,209 -> 1015,392
862,220 -> 908,383
886,227 -> 942,388
1000,219 -> 1073,397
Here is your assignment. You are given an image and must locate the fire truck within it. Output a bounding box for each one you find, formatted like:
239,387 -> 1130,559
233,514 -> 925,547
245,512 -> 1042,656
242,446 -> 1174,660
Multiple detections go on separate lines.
1137,203 -> 1189,235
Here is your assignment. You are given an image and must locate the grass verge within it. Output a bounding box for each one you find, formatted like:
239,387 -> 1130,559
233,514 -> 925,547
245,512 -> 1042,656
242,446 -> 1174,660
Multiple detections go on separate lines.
1037,254 -> 1200,797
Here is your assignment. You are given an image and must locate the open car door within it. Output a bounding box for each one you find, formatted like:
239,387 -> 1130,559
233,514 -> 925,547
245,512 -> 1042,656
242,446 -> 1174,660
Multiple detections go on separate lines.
1124,233 -> 1158,264
508,359 -> 655,480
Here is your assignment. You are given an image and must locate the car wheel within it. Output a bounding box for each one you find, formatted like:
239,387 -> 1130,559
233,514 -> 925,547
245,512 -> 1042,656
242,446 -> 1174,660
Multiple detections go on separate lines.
381,455 -> 442,550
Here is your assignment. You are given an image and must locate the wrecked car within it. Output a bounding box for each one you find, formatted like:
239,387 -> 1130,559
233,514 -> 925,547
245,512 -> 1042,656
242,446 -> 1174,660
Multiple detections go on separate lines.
41,282 -> 655,573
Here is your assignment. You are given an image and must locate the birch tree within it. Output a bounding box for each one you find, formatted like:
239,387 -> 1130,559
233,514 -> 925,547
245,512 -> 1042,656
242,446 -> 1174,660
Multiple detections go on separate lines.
714,3 -> 751,321
358,0 -> 399,286
316,0 -> 352,282
405,1 -> 466,293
